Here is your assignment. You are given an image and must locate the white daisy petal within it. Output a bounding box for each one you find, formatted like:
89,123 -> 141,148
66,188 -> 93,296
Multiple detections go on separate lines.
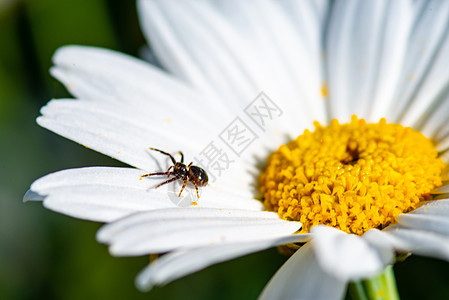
312,225 -> 388,281
97,208 -> 283,244
315,0 -> 330,29
437,134 -> 449,152
363,228 -> 409,255
217,0 -> 325,124
384,225 -> 449,261
367,0 -> 414,122
401,31 -> 449,128
328,0 -> 415,122
139,1 -> 248,108
96,208 -> 301,256
362,229 -> 397,263
23,190 -> 44,202
28,167 -> 181,222
397,213 -> 449,236
198,187 -> 264,211
410,199 -> 449,216
432,185 -> 449,194
412,0 -> 427,17
278,0 -> 324,57
211,174 -> 256,199
40,98 -> 213,144
38,99 -> 209,170
391,0 -> 449,125
434,118 -> 449,143
327,0 -> 388,121
434,193 -> 449,200
239,0 -> 326,123
439,150 -> 449,165
420,92 -> 449,140
259,242 -> 346,300
43,186 -> 176,222
28,166 -> 264,218
29,167 -> 149,192
52,45 -> 228,121
135,234 -> 311,292
139,0 -> 317,135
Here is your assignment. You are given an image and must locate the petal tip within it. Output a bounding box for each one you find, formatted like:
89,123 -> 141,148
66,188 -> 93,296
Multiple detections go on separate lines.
23,189 -> 44,202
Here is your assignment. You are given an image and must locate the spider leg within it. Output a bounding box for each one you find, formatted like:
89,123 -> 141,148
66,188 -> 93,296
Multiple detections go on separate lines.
149,147 -> 177,164
178,179 -> 188,197
155,176 -> 180,189
193,183 -> 200,198
166,165 -> 173,177
141,171 -> 172,178
187,162 -> 192,168
177,151 -> 184,163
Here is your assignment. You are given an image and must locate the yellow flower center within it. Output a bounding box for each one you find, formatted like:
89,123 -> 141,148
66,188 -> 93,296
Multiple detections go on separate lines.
259,116 -> 445,235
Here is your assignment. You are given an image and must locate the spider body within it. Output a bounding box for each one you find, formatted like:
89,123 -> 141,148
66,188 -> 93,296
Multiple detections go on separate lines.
141,148 -> 208,198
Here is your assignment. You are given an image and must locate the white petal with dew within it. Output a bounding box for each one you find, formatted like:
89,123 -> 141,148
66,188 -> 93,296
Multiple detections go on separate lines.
136,234 -> 312,292
97,208 -> 301,256
384,225 -> 449,261
259,242 -> 346,300
312,225 -> 388,281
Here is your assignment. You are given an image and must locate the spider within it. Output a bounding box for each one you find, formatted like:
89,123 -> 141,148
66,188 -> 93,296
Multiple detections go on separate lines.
141,148 -> 208,198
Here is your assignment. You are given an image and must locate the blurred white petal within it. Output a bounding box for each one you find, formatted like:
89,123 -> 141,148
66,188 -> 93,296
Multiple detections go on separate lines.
312,226 -> 388,281
384,225 -> 449,261
136,234 -> 311,291
97,208 -> 301,255
259,242 -> 346,300
397,213 -> 449,236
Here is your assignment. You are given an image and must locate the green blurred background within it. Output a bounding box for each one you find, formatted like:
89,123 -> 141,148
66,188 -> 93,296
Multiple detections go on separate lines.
0,1 -> 448,299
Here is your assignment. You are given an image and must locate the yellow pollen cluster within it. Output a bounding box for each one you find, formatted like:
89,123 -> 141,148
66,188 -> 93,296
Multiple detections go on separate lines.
259,116 -> 445,235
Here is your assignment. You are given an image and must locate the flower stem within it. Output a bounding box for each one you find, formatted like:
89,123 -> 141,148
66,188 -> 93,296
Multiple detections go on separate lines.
348,265 -> 400,300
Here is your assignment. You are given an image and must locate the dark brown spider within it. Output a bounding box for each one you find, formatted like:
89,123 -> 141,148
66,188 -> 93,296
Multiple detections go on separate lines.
141,148 -> 208,198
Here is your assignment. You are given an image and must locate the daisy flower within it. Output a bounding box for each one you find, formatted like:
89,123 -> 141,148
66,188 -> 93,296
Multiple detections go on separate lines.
25,0 -> 449,299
